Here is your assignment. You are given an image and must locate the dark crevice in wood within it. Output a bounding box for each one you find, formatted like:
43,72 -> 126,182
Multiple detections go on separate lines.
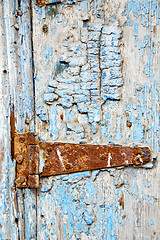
30,1 -> 38,239
30,0 -> 36,130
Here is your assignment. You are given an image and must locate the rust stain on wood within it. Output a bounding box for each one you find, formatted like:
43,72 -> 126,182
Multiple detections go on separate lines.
10,104 -> 15,161
119,193 -> 124,209
116,182 -> 125,189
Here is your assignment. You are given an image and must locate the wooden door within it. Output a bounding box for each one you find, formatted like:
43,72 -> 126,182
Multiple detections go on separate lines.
0,0 -> 160,239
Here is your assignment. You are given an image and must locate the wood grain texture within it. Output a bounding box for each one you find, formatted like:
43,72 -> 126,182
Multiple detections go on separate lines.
0,1 -> 18,239
15,0 -> 37,239
33,0 -> 160,240
1,0 -> 160,239
0,0 -> 37,239
33,0 -> 159,239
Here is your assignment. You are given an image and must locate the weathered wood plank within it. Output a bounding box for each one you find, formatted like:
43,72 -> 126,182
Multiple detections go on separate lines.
32,0 -> 160,239
15,0 -> 37,239
0,1 -> 18,239
0,0 -> 37,239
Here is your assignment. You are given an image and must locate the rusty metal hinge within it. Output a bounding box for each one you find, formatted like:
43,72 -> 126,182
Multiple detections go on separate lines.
36,0 -> 61,7
14,132 -> 151,188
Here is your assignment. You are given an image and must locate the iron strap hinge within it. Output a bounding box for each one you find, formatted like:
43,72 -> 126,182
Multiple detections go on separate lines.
14,132 -> 152,188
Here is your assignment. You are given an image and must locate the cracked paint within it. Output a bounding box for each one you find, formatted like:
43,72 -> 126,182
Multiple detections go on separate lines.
31,0 -> 160,239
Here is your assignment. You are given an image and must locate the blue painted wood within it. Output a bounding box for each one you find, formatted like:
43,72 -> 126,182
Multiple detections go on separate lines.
16,0 -> 37,239
32,0 -> 160,239
0,0 -> 37,239
0,1 -> 18,239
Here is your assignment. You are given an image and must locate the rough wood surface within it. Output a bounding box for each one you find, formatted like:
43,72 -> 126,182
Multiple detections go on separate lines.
0,0 -> 37,239
14,1 -> 37,239
0,2 -> 18,238
1,0 -> 160,239
32,0 -> 160,239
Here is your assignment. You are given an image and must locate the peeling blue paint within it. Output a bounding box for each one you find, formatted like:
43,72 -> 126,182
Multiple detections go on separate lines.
32,0 -> 160,239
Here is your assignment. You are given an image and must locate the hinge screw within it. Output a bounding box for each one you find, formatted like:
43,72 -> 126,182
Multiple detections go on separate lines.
19,136 -> 25,143
16,155 -> 24,164
134,154 -> 143,165
65,163 -> 72,170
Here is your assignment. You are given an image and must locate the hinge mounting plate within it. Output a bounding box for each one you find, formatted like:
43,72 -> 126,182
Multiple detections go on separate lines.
14,132 -> 39,188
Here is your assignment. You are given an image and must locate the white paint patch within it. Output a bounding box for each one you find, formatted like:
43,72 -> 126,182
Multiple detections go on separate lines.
39,149 -> 45,174
56,148 -> 66,170
108,153 -> 112,167
125,160 -> 129,165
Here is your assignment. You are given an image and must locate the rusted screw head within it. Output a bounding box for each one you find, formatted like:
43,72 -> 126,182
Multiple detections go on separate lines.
134,154 -> 143,165
126,121 -> 132,128
42,24 -> 48,33
100,154 -> 106,160
19,136 -> 25,143
65,163 -> 72,170
47,147 -> 53,152
16,155 -> 24,164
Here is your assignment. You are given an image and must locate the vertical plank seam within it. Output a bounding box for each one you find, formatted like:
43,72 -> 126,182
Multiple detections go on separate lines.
30,0 -> 38,239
